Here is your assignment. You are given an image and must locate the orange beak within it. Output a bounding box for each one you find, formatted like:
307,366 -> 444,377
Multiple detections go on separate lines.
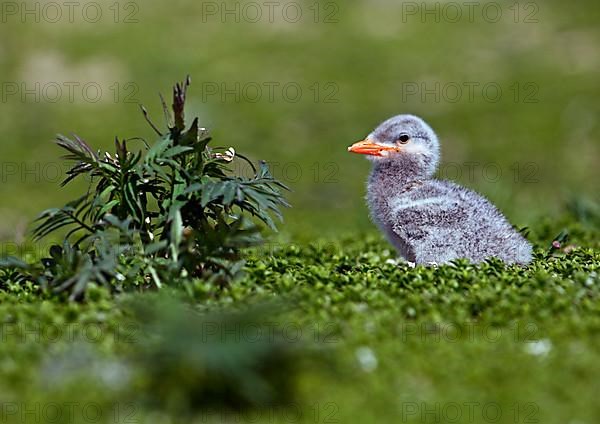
347,139 -> 399,157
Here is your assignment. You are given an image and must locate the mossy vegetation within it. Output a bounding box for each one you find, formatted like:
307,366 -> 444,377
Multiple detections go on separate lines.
0,211 -> 598,423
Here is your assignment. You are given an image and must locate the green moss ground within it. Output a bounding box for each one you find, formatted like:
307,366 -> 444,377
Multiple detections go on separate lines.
0,215 -> 598,423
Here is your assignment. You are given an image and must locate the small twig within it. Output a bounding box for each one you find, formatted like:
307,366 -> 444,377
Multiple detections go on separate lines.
139,104 -> 163,136
159,93 -> 173,128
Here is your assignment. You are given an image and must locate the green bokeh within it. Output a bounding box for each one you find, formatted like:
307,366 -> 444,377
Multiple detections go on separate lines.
1,0 -> 598,241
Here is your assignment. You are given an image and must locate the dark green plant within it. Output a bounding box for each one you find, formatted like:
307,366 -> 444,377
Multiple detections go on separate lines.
127,297 -> 303,413
0,77 -> 289,299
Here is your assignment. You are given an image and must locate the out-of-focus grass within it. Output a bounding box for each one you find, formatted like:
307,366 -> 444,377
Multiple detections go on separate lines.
0,0 -> 599,241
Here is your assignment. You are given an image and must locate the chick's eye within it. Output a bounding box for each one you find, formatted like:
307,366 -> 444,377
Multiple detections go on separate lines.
398,134 -> 410,144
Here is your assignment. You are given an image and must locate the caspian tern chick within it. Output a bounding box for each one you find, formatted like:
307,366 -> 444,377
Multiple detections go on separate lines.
348,115 -> 532,265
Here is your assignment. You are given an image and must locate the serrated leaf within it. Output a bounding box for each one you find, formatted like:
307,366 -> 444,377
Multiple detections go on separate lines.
163,145 -> 193,159
201,182 -> 217,207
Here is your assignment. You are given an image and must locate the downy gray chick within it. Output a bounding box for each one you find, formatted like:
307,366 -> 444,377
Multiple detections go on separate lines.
348,115 -> 532,265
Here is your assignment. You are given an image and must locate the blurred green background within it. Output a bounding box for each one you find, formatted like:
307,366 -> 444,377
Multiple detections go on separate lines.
0,0 -> 599,242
